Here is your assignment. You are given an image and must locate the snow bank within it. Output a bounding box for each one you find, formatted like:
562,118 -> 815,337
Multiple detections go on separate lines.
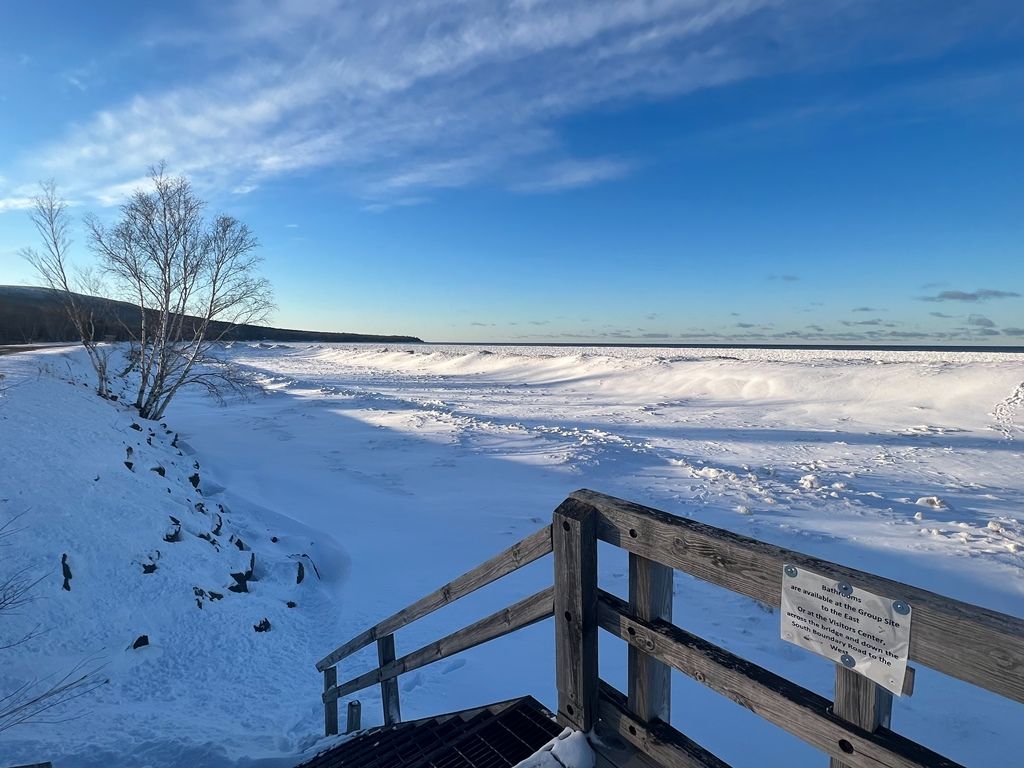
513,729 -> 593,768
0,349 -> 345,767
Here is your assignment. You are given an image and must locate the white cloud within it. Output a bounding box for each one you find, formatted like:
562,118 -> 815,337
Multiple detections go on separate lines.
0,0 -> 1009,209
511,157 -> 632,193
0,197 -> 34,213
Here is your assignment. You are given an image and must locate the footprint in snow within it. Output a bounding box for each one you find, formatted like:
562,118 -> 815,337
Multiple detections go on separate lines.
441,659 -> 466,674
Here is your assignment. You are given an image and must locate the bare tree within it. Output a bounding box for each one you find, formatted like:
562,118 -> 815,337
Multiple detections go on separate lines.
20,182 -> 113,397
0,515 -> 106,734
87,164 -> 274,420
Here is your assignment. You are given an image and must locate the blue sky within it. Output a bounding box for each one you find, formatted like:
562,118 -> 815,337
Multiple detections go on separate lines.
1,1 -> 1022,344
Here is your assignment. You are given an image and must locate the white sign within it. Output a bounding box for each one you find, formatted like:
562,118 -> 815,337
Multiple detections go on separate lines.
780,564 -> 912,695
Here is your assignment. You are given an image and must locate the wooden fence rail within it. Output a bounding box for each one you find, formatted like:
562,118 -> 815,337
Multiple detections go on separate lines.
314,490 -> 1024,767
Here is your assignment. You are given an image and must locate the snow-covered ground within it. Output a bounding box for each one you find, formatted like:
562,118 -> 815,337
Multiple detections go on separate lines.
1,342 -> 1022,767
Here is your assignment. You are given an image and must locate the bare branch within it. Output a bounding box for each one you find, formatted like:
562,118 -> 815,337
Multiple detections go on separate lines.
90,164 -> 274,419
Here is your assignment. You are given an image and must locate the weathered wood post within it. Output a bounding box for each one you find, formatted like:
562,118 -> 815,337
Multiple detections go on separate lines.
377,634 -> 402,725
829,665 -> 893,768
627,552 -> 673,723
323,667 -> 339,736
346,700 -> 362,734
553,499 -> 598,731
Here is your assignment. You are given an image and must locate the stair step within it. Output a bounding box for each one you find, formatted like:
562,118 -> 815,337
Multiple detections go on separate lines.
296,696 -> 561,768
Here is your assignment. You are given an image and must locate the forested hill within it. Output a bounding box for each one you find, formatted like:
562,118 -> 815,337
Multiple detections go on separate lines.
0,286 -> 424,344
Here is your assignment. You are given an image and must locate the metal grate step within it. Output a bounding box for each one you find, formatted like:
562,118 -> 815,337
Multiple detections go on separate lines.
296,697 -> 562,768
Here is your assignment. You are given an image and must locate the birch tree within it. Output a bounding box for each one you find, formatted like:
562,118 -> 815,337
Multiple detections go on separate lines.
87,164 -> 273,420
20,181 -> 113,397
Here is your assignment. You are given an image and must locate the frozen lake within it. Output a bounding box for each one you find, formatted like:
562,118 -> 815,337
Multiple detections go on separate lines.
2,342 -> 1021,766
169,343 -> 1023,766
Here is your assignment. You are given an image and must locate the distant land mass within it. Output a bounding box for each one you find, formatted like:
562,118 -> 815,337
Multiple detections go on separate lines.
0,285 -> 423,345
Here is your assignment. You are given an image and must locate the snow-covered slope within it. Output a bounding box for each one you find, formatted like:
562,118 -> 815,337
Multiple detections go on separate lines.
2,342 -> 1022,767
0,349 -> 345,767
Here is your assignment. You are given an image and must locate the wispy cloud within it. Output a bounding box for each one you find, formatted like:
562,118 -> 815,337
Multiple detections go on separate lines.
3,0 -> 787,207
511,158 -> 632,193
4,0 -> 1008,211
841,319 -> 894,327
920,288 -> 1021,302
0,197 -> 34,212
966,314 -> 996,328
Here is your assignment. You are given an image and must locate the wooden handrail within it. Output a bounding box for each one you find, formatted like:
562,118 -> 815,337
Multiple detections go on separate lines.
596,681 -> 731,768
316,525 -> 552,671
324,586 -> 555,702
597,589 -> 961,768
311,489 -> 1022,765
570,488 -> 1024,704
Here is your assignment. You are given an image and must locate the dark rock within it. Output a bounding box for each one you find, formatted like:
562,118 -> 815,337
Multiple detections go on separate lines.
164,518 -> 182,543
232,536 -> 246,551
296,561 -> 305,585
188,473 -> 200,489
211,513 -> 223,536
286,601 -> 297,608
130,423 -> 142,431
132,634 -> 149,649
61,553 -> 72,591
253,618 -> 271,633
270,536 -> 278,543
124,461 -> 134,471
195,502 -> 207,514
142,562 -> 157,574
228,572 -> 248,593
151,466 -> 165,477
208,591 -> 223,601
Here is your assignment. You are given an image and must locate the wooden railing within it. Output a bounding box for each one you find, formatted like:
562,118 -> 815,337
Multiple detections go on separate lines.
315,489 -> 1024,767
316,525 -> 554,735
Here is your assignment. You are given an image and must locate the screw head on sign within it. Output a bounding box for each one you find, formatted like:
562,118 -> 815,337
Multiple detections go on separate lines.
837,582 -> 853,597
893,600 -> 910,615
784,565 -> 798,578
841,654 -> 855,668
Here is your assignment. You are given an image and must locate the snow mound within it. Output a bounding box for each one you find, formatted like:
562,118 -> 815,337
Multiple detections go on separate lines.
513,729 -> 594,768
0,350 -> 345,767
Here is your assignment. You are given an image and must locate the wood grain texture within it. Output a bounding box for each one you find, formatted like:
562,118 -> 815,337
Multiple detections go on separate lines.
597,680 -> 731,768
598,590 -> 962,768
831,665 -> 893,768
316,525 -> 552,671
553,498 -> 599,731
345,700 -> 362,734
628,552 -> 673,724
323,667 -> 338,737
324,586 -> 554,702
573,488 -> 1024,704
377,634 -> 401,726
